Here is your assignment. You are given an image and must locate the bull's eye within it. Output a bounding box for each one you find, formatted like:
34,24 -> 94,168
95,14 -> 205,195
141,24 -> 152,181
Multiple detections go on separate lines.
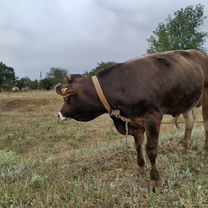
63,97 -> 69,102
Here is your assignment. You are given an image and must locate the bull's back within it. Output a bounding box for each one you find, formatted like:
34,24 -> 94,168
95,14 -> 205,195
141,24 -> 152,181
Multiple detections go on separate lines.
99,50 -> 205,117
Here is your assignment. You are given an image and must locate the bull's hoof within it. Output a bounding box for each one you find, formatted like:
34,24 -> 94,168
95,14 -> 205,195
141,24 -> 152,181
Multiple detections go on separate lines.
150,179 -> 162,193
180,145 -> 194,154
151,179 -> 161,187
137,158 -> 146,168
181,147 -> 189,154
137,165 -> 145,174
149,168 -> 161,192
180,142 -> 189,154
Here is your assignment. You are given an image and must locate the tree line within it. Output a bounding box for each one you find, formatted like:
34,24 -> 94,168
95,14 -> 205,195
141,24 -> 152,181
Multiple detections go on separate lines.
0,64 -> 69,91
0,4 -> 207,91
0,62 -> 118,91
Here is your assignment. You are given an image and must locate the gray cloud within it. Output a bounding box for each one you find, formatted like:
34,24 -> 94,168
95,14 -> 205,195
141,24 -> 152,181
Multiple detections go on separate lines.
0,0 -> 207,79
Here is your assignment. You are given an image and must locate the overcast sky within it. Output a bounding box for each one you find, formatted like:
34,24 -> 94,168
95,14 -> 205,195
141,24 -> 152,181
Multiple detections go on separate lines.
0,0 -> 208,79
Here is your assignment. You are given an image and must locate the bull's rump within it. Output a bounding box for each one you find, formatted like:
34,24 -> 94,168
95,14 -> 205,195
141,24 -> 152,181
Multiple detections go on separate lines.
99,50 -> 206,117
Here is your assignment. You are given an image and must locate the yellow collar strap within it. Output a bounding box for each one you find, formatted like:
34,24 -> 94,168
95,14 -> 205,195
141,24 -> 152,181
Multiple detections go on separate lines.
91,75 -> 130,135
91,75 -> 112,113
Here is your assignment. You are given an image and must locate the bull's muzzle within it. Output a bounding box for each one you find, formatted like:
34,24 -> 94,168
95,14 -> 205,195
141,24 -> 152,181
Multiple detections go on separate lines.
58,112 -> 67,120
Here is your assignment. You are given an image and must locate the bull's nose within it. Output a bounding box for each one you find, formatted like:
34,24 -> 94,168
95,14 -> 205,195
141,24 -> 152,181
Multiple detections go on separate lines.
58,112 -> 67,120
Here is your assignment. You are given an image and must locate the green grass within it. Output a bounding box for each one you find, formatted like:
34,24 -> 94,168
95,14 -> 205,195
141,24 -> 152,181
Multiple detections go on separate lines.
0,91 -> 208,207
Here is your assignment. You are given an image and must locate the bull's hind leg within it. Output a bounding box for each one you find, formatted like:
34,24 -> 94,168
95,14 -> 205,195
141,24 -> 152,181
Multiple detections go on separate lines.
202,88 -> 208,154
181,109 -> 195,153
134,132 -> 145,169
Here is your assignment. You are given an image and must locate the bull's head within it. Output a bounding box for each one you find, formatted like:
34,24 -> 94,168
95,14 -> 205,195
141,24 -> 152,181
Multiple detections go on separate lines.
56,74 -> 104,121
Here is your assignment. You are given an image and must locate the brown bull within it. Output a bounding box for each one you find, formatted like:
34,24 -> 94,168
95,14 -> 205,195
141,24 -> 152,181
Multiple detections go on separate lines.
56,49 -> 208,189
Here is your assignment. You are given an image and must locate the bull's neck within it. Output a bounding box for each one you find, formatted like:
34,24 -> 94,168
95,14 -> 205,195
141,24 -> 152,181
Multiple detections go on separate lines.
85,77 -> 108,116
96,73 -> 117,110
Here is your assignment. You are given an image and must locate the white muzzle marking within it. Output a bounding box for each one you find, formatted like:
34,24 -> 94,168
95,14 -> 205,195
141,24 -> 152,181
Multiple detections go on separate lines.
58,112 -> 67,120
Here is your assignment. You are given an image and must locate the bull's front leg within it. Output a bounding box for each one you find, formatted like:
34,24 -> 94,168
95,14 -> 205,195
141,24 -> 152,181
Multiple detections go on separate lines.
145,113 -> 162,189
134,132 -> 145,170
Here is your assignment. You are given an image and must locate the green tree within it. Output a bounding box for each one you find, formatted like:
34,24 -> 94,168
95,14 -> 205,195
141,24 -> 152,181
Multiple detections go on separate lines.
84,61 -> 117,77
30,79 -> 38,90
0,62 -> 16,90
47,67 -> 68,87
39,78 -> 52,90
147,4 -> 207,53
39,67 -> 69,90
16,76 -> 31,90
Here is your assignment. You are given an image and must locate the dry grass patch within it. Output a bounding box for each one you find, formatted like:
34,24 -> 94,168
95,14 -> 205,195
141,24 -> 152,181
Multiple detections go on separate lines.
0,91 -> 207,207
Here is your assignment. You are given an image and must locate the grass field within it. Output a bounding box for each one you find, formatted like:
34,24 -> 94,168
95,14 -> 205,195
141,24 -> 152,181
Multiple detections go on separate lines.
0,91 -> 208,207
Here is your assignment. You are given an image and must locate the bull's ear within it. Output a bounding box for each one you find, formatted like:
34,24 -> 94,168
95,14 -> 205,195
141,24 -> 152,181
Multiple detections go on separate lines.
55,84 -> 76,97
65,74 -> 83,83
64,74 -> 71,83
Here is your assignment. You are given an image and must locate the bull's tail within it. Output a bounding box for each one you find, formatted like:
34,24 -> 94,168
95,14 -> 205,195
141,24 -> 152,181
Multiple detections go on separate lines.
173,115 -> 180,129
